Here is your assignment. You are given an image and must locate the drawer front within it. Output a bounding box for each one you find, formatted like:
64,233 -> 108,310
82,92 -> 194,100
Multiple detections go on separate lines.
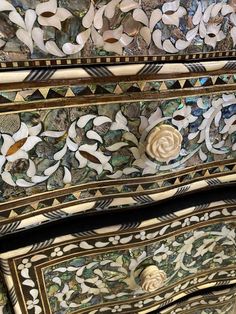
1,200 -> 236,313
1,0 -> 236,67
159,286 -> 236,314
0,60 -> 236,235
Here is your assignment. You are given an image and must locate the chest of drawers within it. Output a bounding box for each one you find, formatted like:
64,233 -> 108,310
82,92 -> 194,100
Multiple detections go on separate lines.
0,0 -> 236,313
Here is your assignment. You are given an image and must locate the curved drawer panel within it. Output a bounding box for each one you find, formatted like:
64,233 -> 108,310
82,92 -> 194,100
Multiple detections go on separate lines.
1,0 -> 236,68
0,60 -> 236,234
1,200 -> 236,313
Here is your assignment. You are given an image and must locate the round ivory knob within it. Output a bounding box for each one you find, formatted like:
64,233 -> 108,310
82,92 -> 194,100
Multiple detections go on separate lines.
140,265 -> 167,292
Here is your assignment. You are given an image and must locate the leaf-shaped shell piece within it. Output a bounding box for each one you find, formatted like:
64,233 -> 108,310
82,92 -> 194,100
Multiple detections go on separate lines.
13,123 -> 28,142
103,25 -> 123,42
66,137 -> 78,151
175,39 -> 190,50
0,39 -> 6,48
106,170 -> 123,178
63,167 -> 72,184
9,11 -> 26,29
152,29 -> 163,50
199,20 -> 206,38
56,8 -> 72,21
44,161 -> 60,176
2,172 -> 16,186
104,42 -> 122,54
203,3 -> 214,23
140,26 -> 151,46
32,28 -> 47,52
123,132 -> 139,145
36,0 -> 57,16
162,0 -> 180,13
41,130 -> 66,138
148,107 -> 162,124
105,0 -> 121,19
150,8 -> 162,32
21,136 -> 41,152
133,9 -> 148,26
221,4 -> 234,16
82,3 -> 94,28
76,28 -> 91,46
86,130 -> 103,143
27,159 -> 36,177
62,43 -> 83,55
93,116 -> 112,126
186,26 -> 199,41
91,27 -> 104,47
16,179 -> 35,187
199,149 -> 207,161
115,110 -> 127,125
31,175 -> 49,183
162,11 -> 181,27
94,5 -> 106,29
68,121 -> 77,138
106,142 -> 128,151
16,29 -> 33,53
0,0 -> 15,12
119,33 -> 133,46
79,143 -> 98,152
25,9 -> 37,33
163,39 -> 178,53
211,3 -> 222,17
77,114 -> 96,128
54,143 -> 67,160
1,134 -> 14,156
38,15 -> 62,30
120,0 -> 139,12
45,41 -> 65,57
231,13 -> 236,26
192,2 -> 202,25
231,26 -> 236,46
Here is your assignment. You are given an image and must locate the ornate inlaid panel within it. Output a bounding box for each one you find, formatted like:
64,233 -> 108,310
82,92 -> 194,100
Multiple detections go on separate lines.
0,60 -> 236,235
1,0 -> 236,68
159,286 -> 236,314
0,199 -> 236,314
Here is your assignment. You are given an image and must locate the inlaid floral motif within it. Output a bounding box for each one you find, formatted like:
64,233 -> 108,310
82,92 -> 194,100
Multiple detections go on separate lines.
18,220 -> 235,313
1,0 -> 236,60
0,92 -> 235,201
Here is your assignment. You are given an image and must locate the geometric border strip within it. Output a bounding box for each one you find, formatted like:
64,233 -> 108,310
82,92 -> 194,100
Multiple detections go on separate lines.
0,60 -> 234,85
2,71 -> 236,106
1,51 -> 236,70
0,158 -> 235,218
0,169 -> 235,236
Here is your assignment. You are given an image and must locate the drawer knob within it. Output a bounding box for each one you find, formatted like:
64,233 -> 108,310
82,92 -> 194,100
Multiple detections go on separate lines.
146,125 -> 182,163
140,265 -> 166,292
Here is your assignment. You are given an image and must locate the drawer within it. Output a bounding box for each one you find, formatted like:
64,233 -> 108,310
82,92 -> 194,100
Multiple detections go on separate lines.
1,198 -> 236,314
0,60 -> 236,235
1,0 -> 236,67
159,285 -> 236,314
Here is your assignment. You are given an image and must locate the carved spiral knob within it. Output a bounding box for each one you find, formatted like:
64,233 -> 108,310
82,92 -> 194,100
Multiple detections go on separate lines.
140,265 -> 167,292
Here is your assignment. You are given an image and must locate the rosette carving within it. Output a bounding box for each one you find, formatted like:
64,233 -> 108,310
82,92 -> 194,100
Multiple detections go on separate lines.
146,125 -> 182,163
140,265 -> 167,292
